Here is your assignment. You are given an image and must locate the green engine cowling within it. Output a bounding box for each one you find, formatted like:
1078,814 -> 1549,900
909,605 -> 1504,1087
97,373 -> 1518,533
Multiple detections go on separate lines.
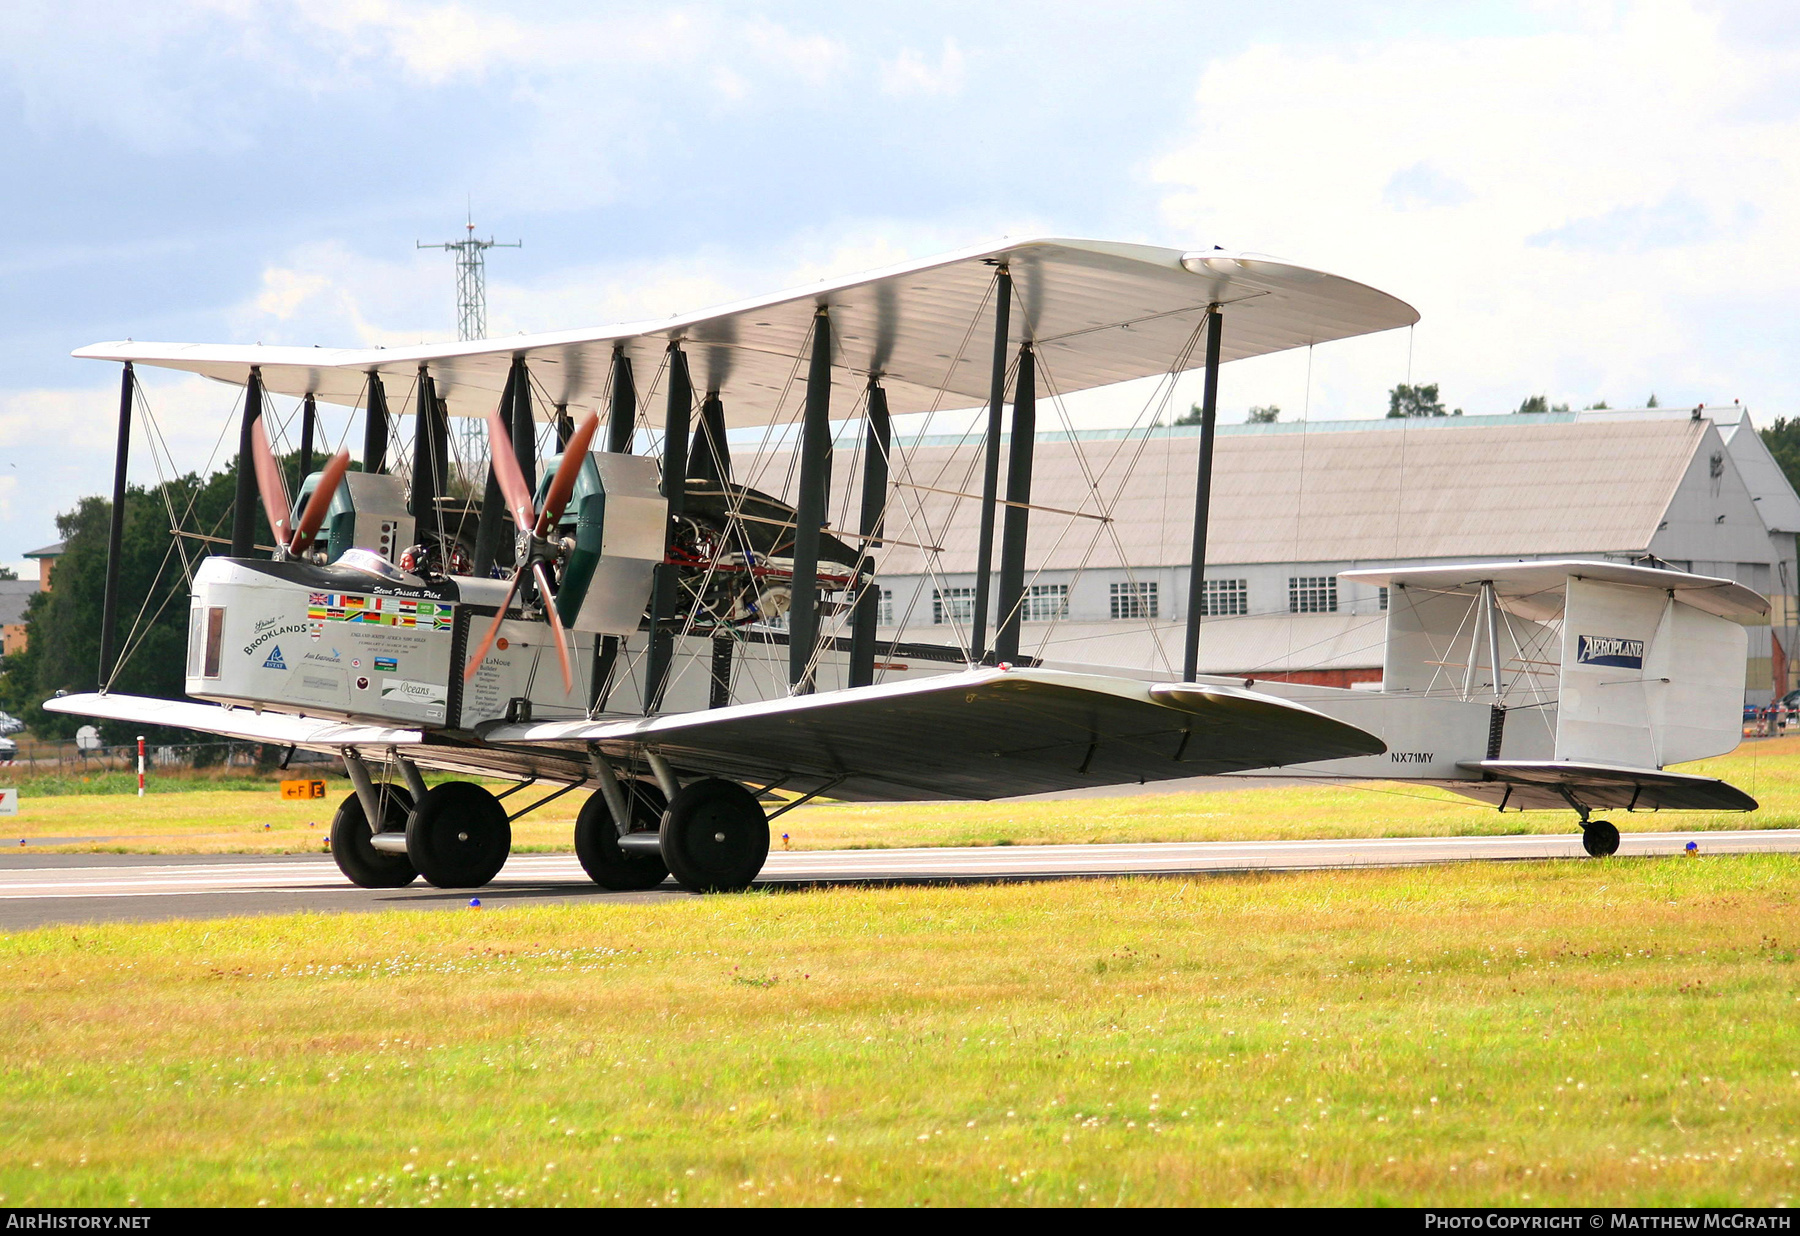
535,453 -> 605,626
290,470 -> 413,566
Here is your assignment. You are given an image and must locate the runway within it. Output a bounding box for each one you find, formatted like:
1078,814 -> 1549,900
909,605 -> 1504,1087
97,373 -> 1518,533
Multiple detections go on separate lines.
2,828 -> 1796,929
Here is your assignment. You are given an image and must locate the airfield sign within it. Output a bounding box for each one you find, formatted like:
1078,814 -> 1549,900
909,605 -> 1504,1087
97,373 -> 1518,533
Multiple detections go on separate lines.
0,787 -> 17,816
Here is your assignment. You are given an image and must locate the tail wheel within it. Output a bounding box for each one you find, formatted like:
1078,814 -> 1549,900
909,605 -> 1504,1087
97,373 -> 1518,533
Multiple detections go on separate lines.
329,787 -> 417,888
407,781 -> 511,888
659,778 -> 769,894
574,779 -> 670,891
1581,820 -> 1621,857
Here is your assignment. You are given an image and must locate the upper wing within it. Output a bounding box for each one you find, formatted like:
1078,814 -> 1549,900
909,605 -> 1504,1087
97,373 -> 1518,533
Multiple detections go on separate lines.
1452,759 -> 1758,812
72,239 -> 1417,430
485,668 -> 1387,802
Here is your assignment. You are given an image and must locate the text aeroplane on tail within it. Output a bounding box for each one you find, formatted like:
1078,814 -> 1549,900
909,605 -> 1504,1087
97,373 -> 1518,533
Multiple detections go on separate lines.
47,238 -> 1762,891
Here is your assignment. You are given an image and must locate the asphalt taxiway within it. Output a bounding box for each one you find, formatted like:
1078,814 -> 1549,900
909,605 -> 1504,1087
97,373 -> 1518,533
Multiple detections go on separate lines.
1,829 -> 1795,929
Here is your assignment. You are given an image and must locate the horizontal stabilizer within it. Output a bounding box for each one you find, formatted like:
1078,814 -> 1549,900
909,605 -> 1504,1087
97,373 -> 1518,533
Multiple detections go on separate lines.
1452,759 -> 1757,812
485,668 -> 1386,802
43,693 -> 422,748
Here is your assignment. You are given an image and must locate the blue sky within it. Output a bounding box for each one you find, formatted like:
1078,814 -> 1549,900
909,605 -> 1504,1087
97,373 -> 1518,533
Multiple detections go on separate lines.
2,0 -> 1797,563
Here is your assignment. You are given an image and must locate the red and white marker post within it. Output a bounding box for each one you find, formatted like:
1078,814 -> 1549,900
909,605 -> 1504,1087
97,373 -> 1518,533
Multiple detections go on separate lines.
136,735 -> 145,798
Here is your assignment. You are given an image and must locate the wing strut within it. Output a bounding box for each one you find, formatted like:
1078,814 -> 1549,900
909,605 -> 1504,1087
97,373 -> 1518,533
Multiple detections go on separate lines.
1181,305 -> 1224,682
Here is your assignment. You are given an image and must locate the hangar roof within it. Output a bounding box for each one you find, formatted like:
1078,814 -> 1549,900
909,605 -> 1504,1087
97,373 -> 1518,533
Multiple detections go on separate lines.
776,414 -> 1718,573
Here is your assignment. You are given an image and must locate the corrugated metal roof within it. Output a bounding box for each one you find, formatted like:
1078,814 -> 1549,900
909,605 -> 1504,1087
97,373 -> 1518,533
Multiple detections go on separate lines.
741,416 -> 1707,573
1004,613 -> 1388,675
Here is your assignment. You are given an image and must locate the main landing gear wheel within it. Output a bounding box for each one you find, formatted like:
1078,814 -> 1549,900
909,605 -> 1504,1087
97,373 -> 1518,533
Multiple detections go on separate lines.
330,787 -> 418,888
407,781 -> 512,888
659,778 -> 770,894
574,779 -> 670,891
1582,820 -> 1621,857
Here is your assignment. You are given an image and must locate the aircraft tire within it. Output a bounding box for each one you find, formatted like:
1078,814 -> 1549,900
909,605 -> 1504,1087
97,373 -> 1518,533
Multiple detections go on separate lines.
659,778 -> 769,894
407,781 -> 511,888
1581,820 -> 1621,857
574,779 -> 670,890
330,788 -> 418,888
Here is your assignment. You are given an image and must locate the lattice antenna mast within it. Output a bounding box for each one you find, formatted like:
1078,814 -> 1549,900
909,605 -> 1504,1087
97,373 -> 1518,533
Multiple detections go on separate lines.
418,217 -> 521,342
418,216 -> 522,479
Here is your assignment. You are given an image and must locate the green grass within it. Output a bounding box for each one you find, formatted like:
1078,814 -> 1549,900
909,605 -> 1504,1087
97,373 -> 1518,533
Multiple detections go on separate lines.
1,857 -> 1796,1205
6,735 -> 1798,855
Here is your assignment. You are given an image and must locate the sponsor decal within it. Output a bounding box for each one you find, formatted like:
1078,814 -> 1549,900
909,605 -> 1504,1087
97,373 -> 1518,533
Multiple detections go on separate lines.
381,678 -> 447,707
301,649 -> 342,665
374,656 -> 398,671
262,646 -> 287,670
243,622 -> 309,655
306,593 -> 454,631
1577,634 -> 1645,669
355,676 -> 370,690
351,658 -> 361,668
301,673 -> 339,692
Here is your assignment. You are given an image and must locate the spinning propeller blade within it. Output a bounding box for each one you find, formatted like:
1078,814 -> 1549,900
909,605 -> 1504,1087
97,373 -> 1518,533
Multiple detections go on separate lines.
536,411 -> 600,536
248,418 -> 292,550
464,410 -> 593,693
486,410 -> 537,533
288,448 -> 351,557
533,561 -> 575,694
463,567 -> 523,683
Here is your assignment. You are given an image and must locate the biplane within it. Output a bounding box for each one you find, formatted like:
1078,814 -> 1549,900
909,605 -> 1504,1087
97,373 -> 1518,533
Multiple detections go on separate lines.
46,238 -> 1763,892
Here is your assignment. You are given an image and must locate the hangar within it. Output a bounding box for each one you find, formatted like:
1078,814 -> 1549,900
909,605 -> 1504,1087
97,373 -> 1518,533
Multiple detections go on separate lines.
823,403 -> 1800,703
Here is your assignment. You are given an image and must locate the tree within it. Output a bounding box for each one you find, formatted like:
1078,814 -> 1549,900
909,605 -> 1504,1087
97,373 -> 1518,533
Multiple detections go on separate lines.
1647,393 -> 1660,407
1246,405 -> 1280,424
1386,383 -> 1461,418
1762,418 -> 1800,497
0,564 -> 14,580
0,459 -> 266,743
1173,402 -> 1203,426
1516,395 -> 1571,413
1585,401 -> 1610,411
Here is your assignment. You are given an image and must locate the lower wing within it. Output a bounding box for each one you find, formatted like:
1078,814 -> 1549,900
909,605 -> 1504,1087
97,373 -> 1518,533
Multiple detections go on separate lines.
1450,759 -> 1757,812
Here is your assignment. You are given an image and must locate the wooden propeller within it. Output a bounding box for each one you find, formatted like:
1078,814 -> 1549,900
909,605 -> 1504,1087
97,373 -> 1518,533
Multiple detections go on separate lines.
462,411 -> 601,695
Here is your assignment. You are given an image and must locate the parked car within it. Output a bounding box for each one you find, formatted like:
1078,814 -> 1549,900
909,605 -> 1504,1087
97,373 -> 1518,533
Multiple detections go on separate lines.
0,735 -> 16,760
0,709 -> 22,736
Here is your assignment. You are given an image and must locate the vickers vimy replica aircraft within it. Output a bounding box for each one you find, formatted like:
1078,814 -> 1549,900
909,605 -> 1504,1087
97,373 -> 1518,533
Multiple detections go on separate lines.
48,239 -> 1763,892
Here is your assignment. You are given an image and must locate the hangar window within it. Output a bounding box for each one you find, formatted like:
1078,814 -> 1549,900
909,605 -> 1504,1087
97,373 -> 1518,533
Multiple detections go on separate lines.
1289,577 -> 1338,614
1201,578 -> 1247,617
879,589 -> 894,626
1111,581 -> 1158,619
1025,585 -> 1069,622
1379,587 -> 1389,611
933,587 -> 974,625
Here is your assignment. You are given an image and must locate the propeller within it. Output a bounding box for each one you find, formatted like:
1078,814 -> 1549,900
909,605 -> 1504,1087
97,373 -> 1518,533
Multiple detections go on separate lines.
249,418 -> 293,550
463,410 -> 601,695
288,448 -> 351,557
247,418 -> 352,560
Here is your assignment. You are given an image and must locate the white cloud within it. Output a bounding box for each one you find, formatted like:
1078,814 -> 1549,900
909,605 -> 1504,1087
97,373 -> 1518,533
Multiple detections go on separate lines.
1150,1 -> 1800,418
880,39 -> 965,98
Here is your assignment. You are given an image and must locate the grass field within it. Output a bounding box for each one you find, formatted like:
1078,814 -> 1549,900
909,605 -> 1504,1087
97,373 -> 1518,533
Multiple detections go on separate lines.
0,855 -> 1796,1206
5,736 -> 1798,855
